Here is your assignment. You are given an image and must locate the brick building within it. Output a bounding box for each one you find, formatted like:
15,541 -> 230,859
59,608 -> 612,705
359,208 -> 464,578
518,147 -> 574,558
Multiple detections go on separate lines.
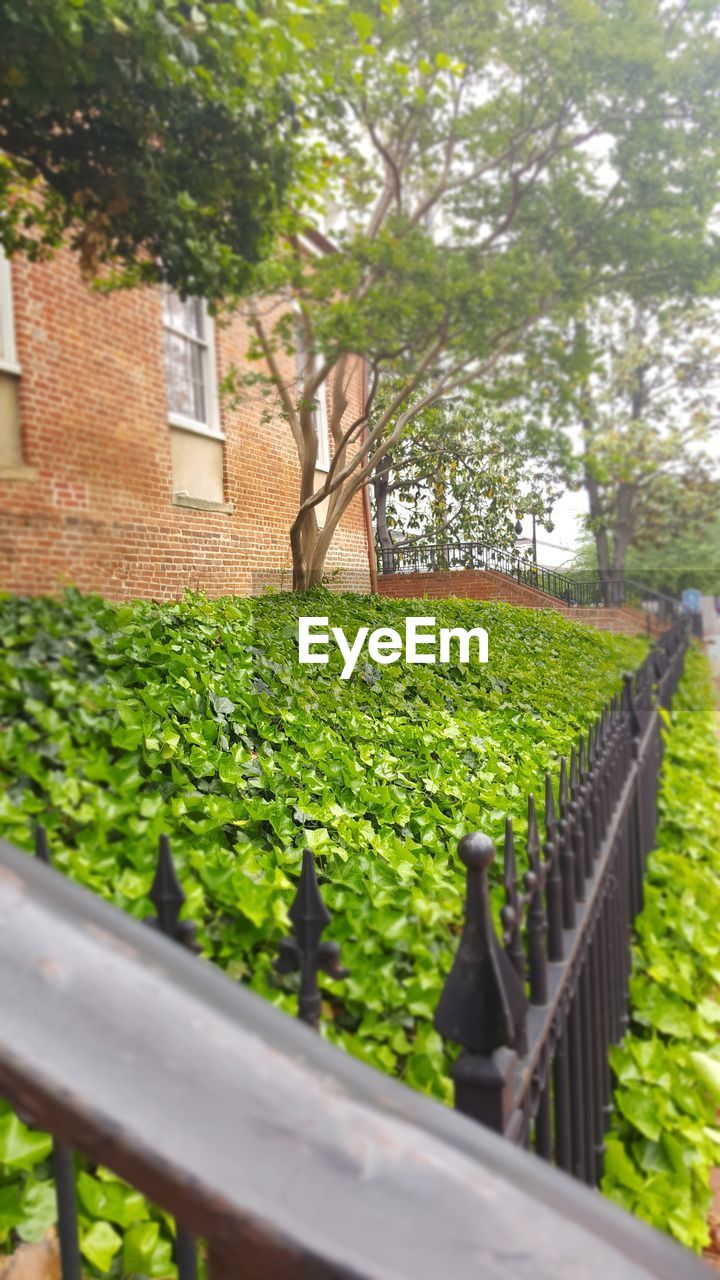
0,246 -> 374,600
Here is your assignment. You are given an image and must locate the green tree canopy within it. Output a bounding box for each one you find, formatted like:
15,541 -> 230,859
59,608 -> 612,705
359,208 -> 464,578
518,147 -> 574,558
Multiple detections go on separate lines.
571,513 -> 720,597
371,392 -> 571,556
514,297 -> 720,598
241,0 -> 720,588
0,0 -> 308,299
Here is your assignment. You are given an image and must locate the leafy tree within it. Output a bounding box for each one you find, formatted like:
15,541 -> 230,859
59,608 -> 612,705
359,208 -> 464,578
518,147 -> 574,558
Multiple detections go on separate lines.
243,0 -> 720,589
571,514 -> 720,597
581,303 -> 719,598
371,392 -> 571,559
538,299 -> 720,600
0,0 -> 307,299
625,516 -> 720,597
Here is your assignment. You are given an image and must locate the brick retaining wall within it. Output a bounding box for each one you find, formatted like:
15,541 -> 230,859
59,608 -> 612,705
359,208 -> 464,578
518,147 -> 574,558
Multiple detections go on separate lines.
377,569 -> 666,637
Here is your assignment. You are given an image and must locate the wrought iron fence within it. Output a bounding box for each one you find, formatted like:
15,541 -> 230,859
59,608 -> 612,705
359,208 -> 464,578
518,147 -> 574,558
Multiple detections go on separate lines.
378,539 -> 603,604
0,618 -> 693,1279
433,614 -> 689,1177
377,540 -> 681,619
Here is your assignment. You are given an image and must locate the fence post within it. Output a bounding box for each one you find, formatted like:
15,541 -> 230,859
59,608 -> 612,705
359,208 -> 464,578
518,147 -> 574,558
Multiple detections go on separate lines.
275,849 -> 347,1030
544,776 -> 564,963
435,833 -> 527,1138
557,757 -> 576,930
525,797 -> 548,1004
622,671 -> 646,917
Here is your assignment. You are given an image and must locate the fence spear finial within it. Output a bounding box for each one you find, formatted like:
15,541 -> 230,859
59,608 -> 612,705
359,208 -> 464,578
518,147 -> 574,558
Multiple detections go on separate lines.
146,834 -> 199,952
544,773 -> 557,842
525,796 -> 548,1003
622,671 -> 642,739
435,832 -> 527,1056
557,757 -> 576,929
275,849 -> 348,1030
559,757 -> 569,818
569,744 -> 579,796
501,819 -> 525,991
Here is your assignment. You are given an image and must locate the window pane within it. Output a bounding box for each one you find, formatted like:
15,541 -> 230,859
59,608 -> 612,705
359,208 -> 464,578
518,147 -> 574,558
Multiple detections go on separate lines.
163,290 -> 204,340
165,331 -> 207,423
0,251 -> 11,363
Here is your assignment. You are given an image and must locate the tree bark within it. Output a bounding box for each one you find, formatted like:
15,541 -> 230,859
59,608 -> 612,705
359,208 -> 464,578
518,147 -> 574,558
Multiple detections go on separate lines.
582,411 -> 615,605
608,482 -> 635,603
605,304 -> 646,602
373,469 -> 393,562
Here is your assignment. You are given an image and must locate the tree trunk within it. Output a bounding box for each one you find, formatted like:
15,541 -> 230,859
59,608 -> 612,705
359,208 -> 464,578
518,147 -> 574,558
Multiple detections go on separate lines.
292,562 -> 325,591
373,470 -> 395,572
605,305 -> 646,603
583,444 -> 614,605
290,502 -> 321,592
593,523 -> 615,604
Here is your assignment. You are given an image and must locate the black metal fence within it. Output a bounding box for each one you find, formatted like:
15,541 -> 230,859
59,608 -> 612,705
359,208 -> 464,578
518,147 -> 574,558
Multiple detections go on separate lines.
0,618 -> 693,1279
377,539 -> 680,620
433,615 -> 689,1177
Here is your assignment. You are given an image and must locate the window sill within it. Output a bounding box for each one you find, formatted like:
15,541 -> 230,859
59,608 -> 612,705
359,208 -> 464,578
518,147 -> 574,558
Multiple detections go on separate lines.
172,493 -> 234,515
0,360 -> 21,378
168,415 -> 224,441
0,465 -> 36,482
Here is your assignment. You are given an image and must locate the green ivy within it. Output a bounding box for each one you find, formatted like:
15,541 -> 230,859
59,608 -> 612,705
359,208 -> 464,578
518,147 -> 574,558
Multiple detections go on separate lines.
0,588 -> 645,1271
602,647 -> 720,1252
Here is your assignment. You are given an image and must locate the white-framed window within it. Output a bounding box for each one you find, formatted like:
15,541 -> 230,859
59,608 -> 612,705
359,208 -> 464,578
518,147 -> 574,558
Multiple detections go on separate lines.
295,321 -> 330,472
0,249 -> 20,376
162,289 -> 221,438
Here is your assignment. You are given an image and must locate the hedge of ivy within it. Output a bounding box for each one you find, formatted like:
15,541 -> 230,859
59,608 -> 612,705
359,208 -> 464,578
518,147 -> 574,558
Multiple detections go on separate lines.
0,589 -> 646,1274
603,646 -> 720,1253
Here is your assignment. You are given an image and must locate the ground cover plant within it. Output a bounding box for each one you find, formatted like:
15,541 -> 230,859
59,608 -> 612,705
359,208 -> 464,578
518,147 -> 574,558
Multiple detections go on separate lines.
0,589 -> 645,1273
602,647 -> 720,1252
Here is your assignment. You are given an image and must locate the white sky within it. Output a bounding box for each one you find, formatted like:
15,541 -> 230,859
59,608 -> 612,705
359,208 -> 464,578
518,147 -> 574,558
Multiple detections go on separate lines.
514,488 -> 587,569
517,424 -> 720,572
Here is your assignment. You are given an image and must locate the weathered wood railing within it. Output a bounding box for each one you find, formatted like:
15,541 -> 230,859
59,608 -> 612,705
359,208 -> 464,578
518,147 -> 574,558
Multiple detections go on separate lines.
0,810 -> 706,1280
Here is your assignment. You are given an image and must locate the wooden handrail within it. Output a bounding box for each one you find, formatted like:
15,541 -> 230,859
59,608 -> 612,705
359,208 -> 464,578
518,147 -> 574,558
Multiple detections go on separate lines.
0,836 -> 705,1279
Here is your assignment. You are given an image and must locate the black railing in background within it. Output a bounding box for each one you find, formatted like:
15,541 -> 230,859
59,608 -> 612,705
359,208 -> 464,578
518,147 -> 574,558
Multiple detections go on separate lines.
376,540 -> 680,620
0,618 -> 695,1279
434,615 -> 689,1178
378,539 -> 602,603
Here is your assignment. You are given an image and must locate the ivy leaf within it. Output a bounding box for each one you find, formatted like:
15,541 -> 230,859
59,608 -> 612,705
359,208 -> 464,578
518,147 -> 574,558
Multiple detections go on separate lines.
0,1182 -> 24,1234
123,1221 -> 176,1277
0,1116 -> 52,1171
690,1052 -> 720,1103
617,1089 -> 662,1142
17,1179 -> 57,1243
604,1136 -> 644,1191
81,1220 -> 123,1272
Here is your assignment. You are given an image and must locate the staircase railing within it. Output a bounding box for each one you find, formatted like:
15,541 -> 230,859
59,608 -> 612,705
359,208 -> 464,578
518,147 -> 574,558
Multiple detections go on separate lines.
376,540 -> 680,618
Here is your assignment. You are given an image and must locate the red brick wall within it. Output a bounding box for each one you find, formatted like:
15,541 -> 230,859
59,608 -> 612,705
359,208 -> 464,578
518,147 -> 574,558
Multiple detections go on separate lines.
378,569 -> 570,612
570,606 -> 664,638
0,249 -> 371,599
378,570 -> 665,637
